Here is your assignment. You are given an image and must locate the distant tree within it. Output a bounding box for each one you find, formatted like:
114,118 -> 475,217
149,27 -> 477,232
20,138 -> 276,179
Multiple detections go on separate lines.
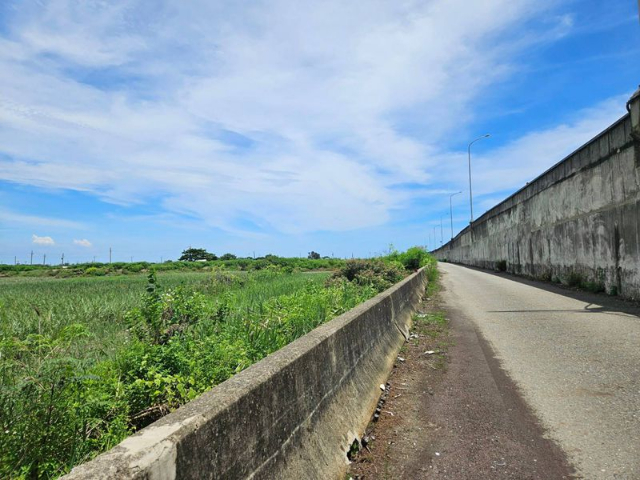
179,248 -> 217,262
308,251 -> 321,260
219,253 -> 237,261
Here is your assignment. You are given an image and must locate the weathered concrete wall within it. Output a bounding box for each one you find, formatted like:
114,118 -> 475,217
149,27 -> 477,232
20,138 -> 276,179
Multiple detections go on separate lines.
64,269 -> 427,480
434,91 -> 640,300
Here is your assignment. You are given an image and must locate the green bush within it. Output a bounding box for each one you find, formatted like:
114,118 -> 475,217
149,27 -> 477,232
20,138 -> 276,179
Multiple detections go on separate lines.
0,325 -> 130,478
327,259 -> 405,292
384,246 -> 431,271
566,271 -> 583,287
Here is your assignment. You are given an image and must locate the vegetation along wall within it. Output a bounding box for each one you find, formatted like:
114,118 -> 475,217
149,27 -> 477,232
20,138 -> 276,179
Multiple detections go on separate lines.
63,268 -> 427,479
434,89 -> 640,300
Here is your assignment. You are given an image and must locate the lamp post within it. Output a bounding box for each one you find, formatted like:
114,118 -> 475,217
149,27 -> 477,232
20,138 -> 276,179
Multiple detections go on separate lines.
468,134 -> 490,224
449,191 -> 462,240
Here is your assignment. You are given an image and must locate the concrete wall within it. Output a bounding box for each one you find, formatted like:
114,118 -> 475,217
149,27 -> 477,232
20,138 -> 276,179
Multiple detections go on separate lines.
434,90 -> 640,300
64,269 -> 427,480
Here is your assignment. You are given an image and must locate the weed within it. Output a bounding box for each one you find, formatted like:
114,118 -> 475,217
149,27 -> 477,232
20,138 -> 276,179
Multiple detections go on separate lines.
582,281 -> 605,293
327,259 -> 404,292
496,260 -> 507,272
384,246 -> 432,271
566,271 -> 583,287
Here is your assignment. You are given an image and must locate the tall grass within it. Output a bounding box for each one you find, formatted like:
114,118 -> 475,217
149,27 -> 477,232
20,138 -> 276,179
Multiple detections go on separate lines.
0,252 -> 435,478
0,269 -> 374,478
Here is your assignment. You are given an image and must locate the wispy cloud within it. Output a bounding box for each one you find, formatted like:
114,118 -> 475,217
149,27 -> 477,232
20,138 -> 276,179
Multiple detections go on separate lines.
0,0 -> 632,243
32,234 -> 54,246
0,0 -> 619,238
429,95 -> 627,203
0,209 -> 85,229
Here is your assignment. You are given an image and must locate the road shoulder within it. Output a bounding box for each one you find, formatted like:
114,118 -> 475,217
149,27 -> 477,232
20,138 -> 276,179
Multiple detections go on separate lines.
348,271 -> 576,479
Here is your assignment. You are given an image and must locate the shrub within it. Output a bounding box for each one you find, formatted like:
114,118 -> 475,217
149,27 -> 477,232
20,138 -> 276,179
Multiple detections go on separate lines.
496,260 -> 507,272
327,259 -> 405,292
384,246 -> 431,271
397,247 -> 429,271
566,271 -> 583,287
125,263 -> 144,273
0,325 -> 130,479
125,272 -> 210,345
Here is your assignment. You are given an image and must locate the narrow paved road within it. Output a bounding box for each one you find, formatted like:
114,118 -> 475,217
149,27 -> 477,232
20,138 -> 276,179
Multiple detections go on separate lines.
440,263 -> 640,479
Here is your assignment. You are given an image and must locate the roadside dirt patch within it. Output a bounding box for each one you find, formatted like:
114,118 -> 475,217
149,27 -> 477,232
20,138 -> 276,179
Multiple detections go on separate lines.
348,286 -> 451,479
347,279 -> 575,479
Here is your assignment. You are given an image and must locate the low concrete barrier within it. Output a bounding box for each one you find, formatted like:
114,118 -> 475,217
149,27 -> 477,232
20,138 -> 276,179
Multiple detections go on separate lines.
64,269 -> 427,480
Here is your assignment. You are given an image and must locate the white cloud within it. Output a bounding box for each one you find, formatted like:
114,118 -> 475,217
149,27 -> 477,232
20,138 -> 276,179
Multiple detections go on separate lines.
73,239 -> 92,247
0,0 -> 589,234
32,234 -> 54,246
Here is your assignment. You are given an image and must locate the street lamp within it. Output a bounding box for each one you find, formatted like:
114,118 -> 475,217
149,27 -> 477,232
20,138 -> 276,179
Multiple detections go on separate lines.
468,134 -> 490,224
449,191 -> 462,240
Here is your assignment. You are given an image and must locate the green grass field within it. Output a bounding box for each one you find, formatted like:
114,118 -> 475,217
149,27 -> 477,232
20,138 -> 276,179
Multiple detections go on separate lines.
0,250 -> 434,478
0,268 -> 380,478
0,271 -> 328,363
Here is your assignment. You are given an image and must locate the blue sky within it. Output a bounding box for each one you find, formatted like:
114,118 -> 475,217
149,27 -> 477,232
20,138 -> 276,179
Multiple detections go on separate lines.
0,0 -> 639,263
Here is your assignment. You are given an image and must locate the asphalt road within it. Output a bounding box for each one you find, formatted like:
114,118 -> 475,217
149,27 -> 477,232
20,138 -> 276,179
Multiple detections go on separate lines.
440,262 -> 640,479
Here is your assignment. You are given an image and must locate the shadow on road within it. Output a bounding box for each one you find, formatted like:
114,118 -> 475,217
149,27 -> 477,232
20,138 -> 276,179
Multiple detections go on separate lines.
443,262 -> 640,320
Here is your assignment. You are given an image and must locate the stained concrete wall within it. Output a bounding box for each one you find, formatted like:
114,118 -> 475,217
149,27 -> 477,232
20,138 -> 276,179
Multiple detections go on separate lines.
434,91 -> 640,300
63,269 -> 427,480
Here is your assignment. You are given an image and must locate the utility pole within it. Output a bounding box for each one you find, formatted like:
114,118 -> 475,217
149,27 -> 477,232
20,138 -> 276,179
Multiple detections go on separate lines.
43,254 -> 46,265
14,256 -> 17,265
30,250 -> 33,265
93,256 -> 96,263
449,191 -> 462,240
61,253 -> 64,266
130,256 -> 133,263
109,247 -> 112,264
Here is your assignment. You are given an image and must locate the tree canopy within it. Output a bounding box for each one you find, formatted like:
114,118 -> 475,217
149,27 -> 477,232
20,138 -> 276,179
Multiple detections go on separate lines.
178,248 -> 217,262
